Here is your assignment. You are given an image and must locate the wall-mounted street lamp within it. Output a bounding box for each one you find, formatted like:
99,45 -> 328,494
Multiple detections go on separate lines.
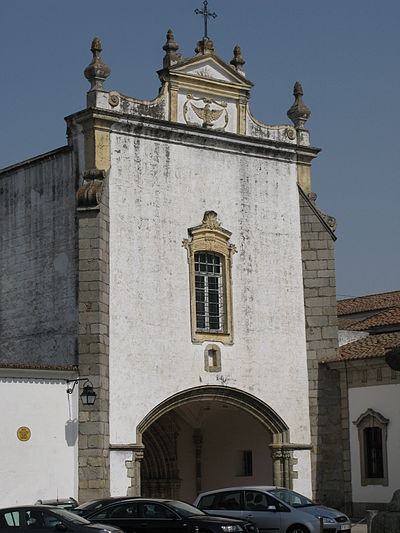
66,378 -> 97,406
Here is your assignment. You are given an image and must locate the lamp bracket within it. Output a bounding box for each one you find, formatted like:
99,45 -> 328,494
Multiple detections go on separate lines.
66,377 -> 93,394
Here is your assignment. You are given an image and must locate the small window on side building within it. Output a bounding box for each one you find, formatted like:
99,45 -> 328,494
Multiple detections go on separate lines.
353,408 -> 389,486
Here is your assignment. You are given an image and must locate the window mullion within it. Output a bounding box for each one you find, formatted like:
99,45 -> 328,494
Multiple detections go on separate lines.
204,275 -> 209,330
218,274 -> 223,331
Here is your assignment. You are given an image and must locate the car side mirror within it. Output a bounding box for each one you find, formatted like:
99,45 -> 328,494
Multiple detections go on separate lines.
55,524 -> 68,531
267,505 -> 277,512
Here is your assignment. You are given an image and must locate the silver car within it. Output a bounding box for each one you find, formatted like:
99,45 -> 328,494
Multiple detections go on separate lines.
194,486 -> 351,533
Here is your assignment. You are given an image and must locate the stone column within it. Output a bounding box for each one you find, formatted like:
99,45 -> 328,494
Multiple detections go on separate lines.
271,449 -> 283,487
282,450 -> 292,489
126,446 -> 145,496
77,169 -> 110,502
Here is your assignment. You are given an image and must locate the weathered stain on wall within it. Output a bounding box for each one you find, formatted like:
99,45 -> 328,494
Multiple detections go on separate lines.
108,121 -> 313,496
0,148 -> 78,366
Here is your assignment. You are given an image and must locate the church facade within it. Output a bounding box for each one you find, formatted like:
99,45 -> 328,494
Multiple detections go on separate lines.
0,31 -> 341,508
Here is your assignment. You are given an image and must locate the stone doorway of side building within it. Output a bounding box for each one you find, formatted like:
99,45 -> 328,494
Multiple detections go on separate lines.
141,400 -> 274,503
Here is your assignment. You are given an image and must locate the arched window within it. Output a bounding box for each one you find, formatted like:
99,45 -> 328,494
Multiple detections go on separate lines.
183,211 -> 236,344
353,408 -> 389,486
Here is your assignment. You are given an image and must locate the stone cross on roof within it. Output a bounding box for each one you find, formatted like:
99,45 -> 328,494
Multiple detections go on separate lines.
195,0 -> 217,39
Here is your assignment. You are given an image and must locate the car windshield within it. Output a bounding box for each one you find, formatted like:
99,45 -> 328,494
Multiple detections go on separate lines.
50,508 -> 91,525
74,500 -> 110,515
269,489 -> 315,508
167,501 -> 206,517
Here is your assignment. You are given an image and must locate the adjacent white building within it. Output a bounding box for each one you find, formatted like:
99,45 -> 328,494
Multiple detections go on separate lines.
324,291 -> 400,518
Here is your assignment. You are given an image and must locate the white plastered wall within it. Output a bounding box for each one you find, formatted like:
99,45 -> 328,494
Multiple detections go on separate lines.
0,373 -> 78,506
349,383 -> 400,503
108,128 -> 311,495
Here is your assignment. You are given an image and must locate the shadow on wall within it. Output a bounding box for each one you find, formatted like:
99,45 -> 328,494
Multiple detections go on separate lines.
65,418 -> 78,446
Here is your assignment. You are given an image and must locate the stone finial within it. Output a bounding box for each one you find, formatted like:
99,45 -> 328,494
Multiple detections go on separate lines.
162,29 -> 182,68
230,45 -> 246,75
84,37 -> 111,91
287,81 -> 311,130
195,38 -> 215,55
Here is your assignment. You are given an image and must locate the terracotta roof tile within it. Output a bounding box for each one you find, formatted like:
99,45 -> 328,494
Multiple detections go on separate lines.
324,332 -> 400,363
338,317 -> 359,330
337,291 -> 400,316
344,307 -> 400,331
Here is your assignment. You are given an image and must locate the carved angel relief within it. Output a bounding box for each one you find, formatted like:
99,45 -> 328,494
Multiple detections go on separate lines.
183,94 -> 229,130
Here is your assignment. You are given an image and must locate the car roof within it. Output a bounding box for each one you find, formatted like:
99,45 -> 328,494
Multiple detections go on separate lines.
36,499 -> 77,504
0,505 -> 59,511
75,496 -> 134,507
76,497 -> 183,510
197,486 -> 282,496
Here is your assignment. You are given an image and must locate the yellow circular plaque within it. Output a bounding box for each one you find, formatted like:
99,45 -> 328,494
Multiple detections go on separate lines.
17,426 -> 31,442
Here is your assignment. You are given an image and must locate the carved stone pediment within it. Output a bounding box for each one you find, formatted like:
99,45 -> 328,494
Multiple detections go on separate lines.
179,57 -> 245,85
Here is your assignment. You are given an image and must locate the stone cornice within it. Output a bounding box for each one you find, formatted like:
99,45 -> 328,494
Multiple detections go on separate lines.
161,71 -> 252,99
269,442 -> 313,451
109,444 -> 145,451
66,107 -> 321,164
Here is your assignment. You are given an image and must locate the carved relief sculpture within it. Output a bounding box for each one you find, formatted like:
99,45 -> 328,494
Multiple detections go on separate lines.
183,94 -> 228,130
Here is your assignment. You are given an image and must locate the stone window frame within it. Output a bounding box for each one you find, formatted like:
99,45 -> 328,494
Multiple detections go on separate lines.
353,408 -> 389,487
204,344 -> 222,372
183,211 -> 236,345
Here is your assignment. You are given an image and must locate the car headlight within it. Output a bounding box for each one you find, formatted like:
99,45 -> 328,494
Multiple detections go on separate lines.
221,525 -> 244,532
317,516 -> 336,524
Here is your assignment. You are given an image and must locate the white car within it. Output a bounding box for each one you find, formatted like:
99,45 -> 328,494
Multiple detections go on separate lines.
194,486 -> 351,533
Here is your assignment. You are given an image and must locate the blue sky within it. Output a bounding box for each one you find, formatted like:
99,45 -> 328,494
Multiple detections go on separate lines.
1,0 -> 399,298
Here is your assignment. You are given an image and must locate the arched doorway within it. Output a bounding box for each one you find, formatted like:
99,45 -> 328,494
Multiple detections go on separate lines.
133,386 -> 292,501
